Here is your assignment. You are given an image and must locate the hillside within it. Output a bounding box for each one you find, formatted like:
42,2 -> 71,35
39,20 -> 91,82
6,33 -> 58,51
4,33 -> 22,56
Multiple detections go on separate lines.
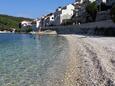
0,14 -> 33,31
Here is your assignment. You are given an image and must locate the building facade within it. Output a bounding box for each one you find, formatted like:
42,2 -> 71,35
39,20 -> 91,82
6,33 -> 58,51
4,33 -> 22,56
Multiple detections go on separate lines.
76,0 -> 115,6
21,21 -> 32,27
54,7 -> 63,25
75,0 -> 96,3
54,4 -> 75,25
46,13 -> 54,26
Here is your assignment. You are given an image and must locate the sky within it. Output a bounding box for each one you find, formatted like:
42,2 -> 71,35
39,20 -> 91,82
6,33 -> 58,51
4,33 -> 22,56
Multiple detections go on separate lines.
0,0 -> 75,18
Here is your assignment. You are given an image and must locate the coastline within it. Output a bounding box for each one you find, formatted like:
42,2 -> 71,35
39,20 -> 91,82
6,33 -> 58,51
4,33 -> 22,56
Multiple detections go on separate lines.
62,35 -> 115,85
0,33 -> 115,85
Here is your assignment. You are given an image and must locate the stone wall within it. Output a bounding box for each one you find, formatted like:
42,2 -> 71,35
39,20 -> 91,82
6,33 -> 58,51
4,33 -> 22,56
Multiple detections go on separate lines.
41,20 -> 115,36
96,11 -> 111,21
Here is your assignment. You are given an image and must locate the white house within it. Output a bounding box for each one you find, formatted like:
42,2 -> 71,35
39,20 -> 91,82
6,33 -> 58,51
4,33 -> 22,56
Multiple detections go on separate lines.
45,13 -> 54,26
20,21 -> 32,32
48,13 -> 54,26
54,4 -> 75,25
31,19 -> 41,31
75,0 -> 96,4
36,19 -> 41,28
21,21 -> 32,27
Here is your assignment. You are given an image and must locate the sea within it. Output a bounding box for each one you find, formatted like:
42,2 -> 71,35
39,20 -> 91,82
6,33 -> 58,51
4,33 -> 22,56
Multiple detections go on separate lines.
0,33 -> 69,86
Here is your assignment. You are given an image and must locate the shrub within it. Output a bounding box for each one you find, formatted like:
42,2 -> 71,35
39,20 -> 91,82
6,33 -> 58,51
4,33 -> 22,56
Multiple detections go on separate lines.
86,2 -> 98,22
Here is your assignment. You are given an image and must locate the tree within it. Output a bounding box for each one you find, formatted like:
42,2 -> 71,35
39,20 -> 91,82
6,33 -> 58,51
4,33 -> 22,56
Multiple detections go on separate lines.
0,14 -> 32,31
110,5 -> 115,23
86,2 -> 98,22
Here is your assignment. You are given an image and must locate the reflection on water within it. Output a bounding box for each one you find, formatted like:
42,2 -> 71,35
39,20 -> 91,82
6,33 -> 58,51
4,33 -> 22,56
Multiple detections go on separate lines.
0,34 -> 69,86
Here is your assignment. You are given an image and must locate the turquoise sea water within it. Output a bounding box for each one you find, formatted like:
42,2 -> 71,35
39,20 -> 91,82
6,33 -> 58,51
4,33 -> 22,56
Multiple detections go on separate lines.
0,34 -> 69,86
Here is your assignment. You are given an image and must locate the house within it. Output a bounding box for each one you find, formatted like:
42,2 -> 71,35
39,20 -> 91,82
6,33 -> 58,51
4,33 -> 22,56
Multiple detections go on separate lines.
54,7 -> 62,25
72,1 -> 88,24
44,13 -> 54,26
48,13 -> 54,26
36,19 -> 41,29
75,0 -> 96,4
54,4 -> 75,25
31,19 -> 41,31
96,0 -> 115,6
21,21 -> 32,27
39,16 -> 45,27
20,21 -> 32,32
41,15 -> 49,27
75,0 -> 115,6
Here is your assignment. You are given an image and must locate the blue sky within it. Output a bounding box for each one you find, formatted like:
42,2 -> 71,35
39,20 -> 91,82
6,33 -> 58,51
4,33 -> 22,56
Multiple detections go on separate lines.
0,0 -> 74,18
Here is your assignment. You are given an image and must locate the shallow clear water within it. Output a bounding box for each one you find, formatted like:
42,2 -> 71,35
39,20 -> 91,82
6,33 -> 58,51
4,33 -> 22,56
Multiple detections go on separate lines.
0,33 -> 69,86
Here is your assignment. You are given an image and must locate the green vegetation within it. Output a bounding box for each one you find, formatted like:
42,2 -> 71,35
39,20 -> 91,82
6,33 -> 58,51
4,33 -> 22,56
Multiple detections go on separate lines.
0,14 -> 32,32
21,27 -> 33,33
86,2 -> 98,22
110,5 -> 115,23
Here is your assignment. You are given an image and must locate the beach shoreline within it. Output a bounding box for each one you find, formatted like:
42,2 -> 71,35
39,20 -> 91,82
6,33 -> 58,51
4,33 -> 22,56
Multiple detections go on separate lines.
62,35 -> 115,86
